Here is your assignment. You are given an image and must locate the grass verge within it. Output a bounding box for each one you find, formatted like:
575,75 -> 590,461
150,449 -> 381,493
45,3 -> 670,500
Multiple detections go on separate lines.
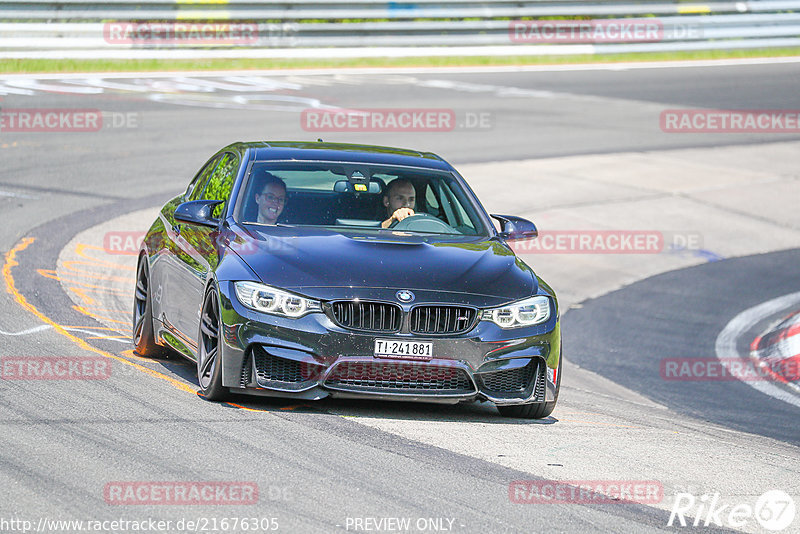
2,47 -> 800,74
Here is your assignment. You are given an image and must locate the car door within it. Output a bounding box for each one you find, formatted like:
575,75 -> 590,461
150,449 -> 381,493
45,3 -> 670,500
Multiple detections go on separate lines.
158,154 -> 221,351
171,151 -> 240,344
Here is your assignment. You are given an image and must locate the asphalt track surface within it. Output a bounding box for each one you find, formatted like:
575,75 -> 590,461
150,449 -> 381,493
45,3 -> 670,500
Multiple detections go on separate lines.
1,61 -> 799,533
567,248 -> 800,446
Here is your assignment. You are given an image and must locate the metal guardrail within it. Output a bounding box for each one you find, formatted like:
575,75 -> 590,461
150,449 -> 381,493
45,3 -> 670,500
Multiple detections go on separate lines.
0,0 -> 798,57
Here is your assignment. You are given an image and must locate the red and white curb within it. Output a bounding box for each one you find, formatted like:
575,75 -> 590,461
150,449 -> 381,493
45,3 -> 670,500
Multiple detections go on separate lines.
715,291 -> 800,409
750,310 -> 800,388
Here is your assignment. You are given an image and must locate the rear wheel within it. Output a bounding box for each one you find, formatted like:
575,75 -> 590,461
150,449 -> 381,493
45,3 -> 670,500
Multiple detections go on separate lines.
497,353 -> 562,419
132,256 -> 167,357
197,285 -> 228,401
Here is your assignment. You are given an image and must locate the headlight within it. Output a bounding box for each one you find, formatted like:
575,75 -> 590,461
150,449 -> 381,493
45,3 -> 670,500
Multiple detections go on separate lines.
481,296 -> 551,328
234,281 -> 321,318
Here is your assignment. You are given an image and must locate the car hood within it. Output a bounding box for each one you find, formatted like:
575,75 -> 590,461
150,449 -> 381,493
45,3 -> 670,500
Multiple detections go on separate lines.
229,225 -> 536,306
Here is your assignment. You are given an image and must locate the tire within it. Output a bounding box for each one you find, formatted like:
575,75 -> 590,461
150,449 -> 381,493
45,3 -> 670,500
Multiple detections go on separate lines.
497,352 -> 562,419
132,255 -> 167,358
197,285 -> 228,401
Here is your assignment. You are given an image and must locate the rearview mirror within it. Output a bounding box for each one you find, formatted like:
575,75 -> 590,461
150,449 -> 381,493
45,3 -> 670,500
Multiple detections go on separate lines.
491,214 -> 538,241
334,180 -> 382,194
174,199 -> 223,228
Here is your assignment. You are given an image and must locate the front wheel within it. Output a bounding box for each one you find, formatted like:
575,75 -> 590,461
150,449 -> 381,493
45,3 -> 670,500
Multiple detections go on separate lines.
197,285 -> 228,401
497,353 -> 562,419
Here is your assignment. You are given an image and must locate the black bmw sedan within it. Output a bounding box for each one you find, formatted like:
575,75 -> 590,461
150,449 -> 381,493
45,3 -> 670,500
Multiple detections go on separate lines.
133,141 -> 561,418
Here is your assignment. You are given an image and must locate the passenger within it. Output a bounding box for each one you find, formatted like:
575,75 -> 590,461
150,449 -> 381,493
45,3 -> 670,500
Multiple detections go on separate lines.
253,172 -> 287,225
381,178 -> 416,229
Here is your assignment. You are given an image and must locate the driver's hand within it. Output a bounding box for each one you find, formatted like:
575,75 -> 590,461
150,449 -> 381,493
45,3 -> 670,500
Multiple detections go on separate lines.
382,208 -> 415,228
392,208 -> 415,222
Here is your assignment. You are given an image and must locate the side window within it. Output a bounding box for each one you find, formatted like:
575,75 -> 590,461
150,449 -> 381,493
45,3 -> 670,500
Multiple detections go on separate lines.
187,156 -> 221,201
198,152 -> 239,219
438,180 -> 477,234
452,196 -> 477,233
425,184 -> 441,212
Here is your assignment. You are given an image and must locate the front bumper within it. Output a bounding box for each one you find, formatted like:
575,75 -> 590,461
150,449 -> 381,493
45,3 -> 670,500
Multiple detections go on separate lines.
218,283 -> 561,406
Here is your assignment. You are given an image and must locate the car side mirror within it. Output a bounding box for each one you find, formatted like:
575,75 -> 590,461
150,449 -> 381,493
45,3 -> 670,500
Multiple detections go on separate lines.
174,199 -> 223,228
491,214 -> 538,241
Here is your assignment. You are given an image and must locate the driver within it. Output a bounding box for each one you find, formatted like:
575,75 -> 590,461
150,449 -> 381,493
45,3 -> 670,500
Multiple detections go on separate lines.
254,172 -> 287,225
381,178 -> 416,228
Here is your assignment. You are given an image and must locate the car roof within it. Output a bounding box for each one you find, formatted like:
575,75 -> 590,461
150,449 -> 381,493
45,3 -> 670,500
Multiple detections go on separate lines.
227,141 -> 454,171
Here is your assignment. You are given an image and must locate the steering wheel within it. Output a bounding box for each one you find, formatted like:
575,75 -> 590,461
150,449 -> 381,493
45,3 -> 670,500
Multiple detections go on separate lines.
390,213 -> 456,233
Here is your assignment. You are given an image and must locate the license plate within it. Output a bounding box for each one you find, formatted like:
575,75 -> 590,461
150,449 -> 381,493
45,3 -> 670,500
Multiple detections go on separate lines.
374,339 -> 433,361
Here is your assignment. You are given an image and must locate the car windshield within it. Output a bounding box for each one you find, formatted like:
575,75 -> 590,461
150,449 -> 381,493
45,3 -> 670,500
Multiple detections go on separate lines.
236,161 -> 487,236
